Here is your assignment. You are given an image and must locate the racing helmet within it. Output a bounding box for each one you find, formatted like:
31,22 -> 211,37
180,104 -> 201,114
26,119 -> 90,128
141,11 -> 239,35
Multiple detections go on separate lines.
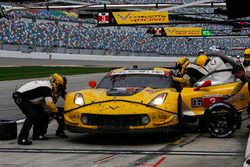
175,56 -> 190,75
198,49 -> 204,56
244,48 -> 250,57
49,73 -> 66,93
195,54 -> 210,68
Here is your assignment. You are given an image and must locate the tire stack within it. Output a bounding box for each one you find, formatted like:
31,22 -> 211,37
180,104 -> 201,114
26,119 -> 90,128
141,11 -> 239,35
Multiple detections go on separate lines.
0,120 -> 17,140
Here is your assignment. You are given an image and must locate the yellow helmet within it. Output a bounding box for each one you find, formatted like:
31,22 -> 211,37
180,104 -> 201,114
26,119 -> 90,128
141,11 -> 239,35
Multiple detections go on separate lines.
195,54 -> 209,68
175,56 -> 190,75
244,48 -> 250,56
49,73 -> 66,93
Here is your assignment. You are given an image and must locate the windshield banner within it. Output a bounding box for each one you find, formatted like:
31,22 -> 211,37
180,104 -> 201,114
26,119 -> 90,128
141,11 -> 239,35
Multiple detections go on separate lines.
111,70 -> 165,75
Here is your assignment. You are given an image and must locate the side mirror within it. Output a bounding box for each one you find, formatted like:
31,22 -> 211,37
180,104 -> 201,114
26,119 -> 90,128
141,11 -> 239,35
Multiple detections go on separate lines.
88,80 -> 97,88
194,80 -> 211,91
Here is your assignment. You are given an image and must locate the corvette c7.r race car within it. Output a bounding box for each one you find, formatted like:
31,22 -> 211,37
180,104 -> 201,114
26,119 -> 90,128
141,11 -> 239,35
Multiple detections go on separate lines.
64,67 -> 181,134
64,66 -> 249,138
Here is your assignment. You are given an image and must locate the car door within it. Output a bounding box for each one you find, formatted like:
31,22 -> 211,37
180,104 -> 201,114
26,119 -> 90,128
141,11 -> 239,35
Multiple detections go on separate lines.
180,69 -> 249,116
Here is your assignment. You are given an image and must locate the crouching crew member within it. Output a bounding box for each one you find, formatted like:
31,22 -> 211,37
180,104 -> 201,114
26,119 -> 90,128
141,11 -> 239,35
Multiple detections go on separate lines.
12,73 -> 67,145
173,56 -> 208,89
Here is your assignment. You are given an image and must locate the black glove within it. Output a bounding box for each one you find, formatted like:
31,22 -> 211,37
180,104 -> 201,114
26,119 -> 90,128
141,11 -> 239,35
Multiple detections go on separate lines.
222,95 -> 231,100
57,107 -> 64,114
171,70 -> 179,77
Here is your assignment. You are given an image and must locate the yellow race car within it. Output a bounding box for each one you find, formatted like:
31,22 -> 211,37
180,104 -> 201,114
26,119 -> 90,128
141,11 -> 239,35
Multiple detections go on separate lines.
64,66 -> 249,137
181,69 -> 249,137
64,67 -> 182,134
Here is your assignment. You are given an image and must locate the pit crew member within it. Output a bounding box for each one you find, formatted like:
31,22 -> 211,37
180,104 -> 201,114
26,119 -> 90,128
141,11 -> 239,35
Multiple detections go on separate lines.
12,73 -> 67,145
173,56 -> 208,89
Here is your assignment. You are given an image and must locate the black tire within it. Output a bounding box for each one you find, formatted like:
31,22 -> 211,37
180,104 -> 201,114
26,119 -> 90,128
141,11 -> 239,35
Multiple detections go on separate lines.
0,120 -> 17,140
204,102 -> 239,138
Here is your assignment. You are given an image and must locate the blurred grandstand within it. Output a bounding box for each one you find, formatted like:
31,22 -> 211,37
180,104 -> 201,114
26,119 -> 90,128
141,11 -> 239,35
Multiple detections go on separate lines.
0,0 -> 249,57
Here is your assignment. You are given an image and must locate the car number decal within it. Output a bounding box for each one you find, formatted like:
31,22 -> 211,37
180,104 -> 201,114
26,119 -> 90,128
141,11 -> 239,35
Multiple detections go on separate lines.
191,97 -> 203,108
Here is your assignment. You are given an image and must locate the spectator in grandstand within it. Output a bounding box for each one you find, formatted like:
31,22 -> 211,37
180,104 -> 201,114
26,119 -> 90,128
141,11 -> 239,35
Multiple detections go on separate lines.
12,73 -> 67,145
173,56 -> 208,90
243,48 -> 250,67
1,18 -> 250,56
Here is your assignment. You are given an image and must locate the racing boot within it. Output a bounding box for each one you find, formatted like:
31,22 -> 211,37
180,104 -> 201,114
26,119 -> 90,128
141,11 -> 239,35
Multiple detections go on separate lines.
55,113 -> 68,138
32,135 -> 49,140
18,139 -> 32,145
56,130 -> 68,138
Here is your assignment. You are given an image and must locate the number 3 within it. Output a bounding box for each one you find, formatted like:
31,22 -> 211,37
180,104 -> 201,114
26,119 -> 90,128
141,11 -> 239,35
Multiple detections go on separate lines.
210,97 -> 216,104
102,16 -> 106,21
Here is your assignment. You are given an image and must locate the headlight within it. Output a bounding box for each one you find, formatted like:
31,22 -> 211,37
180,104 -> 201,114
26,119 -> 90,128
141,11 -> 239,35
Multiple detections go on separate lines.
74,93 -> 84,106
148,94 -> 167,106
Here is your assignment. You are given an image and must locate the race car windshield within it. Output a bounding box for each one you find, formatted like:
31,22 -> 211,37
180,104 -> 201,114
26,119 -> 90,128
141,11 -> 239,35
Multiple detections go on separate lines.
97,74 -> 172,89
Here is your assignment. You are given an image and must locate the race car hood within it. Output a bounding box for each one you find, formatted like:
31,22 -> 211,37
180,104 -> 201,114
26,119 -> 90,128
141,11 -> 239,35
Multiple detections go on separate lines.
66,87 -> 175,105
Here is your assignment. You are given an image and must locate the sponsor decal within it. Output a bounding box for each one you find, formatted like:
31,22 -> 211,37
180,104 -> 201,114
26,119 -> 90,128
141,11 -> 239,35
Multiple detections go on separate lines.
117,12 -> 130,20
109,106 -> 119,110
112,11 -> 169,25
164,27 -> 202,37
210,59 -> 217,65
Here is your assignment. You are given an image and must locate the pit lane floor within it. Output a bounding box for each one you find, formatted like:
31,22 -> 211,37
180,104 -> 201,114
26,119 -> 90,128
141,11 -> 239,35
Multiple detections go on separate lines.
0,119 -> 249,167
0,57 -> 249,167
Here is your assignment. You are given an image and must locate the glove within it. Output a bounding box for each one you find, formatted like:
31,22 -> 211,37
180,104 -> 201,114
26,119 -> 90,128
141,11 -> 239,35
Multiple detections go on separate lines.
171,70 -> 181,77
222,95 -> 231,100
57,107 -> 64,114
